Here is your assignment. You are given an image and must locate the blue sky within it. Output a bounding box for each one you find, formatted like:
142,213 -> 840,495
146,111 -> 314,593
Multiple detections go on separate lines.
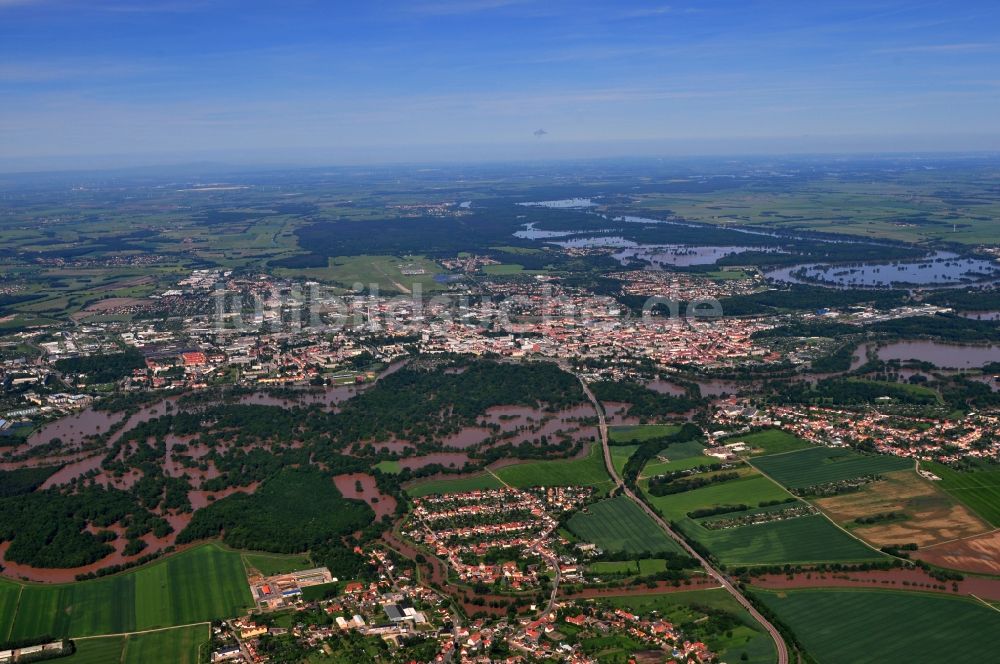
1,0 -> 999,168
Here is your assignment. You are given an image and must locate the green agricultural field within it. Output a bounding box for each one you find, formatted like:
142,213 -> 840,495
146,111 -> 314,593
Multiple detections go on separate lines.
735,429 -> 814,456
65,636 -> 126,664
751,447 -> 911,490
756,589 -> 1000,664
588,560 -> 637,575
637,558 -> 671,575
610,444 -> 639,477
482,263 -> 549,275
643,474 -> 792,521
123,624 -> 209,664
588,559 -> 675,576
681,515 -> 884,566
603,588 -> 776,664
567,496 -> 684,555
608,424 -> 682,443
0,581 -> 19,641
374,460 -> 401,474
405,472 -> 503,498
923,462 -> 1000,526
67,625 -> 208,664
495,444 -> 612,491
641,454 -> 719,478
275,254 -> 449,293
242,551 -> 314,576
5,544 -> 252,640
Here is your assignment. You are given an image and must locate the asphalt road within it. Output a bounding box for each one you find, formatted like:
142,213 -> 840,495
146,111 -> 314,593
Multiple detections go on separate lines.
577,376 -> 790,664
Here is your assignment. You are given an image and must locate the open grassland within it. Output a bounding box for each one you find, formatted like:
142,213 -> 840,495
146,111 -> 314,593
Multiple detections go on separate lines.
495,444 -> 612,491
242,551 -> 314,576
603,588 -> 776,664
567,496 -> 685,555
4,544 -> 252,640
751,447 -> 910,489
734,429 -> 814,456
608,424 -> 682,443
755,589 -> 1000,664
682,515 -> 884,566
404,472 -> 503,498
815,470 -> 989,547
924,462 -> 1000,526
644,474 -> 792,521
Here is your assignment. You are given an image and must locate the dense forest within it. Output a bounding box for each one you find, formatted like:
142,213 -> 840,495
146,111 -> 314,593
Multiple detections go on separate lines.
870,314 -> 1000,343
0,485 -> 172,568
328,359 -> 586,445
719,285 -> 908,316
177,467 -> 373,555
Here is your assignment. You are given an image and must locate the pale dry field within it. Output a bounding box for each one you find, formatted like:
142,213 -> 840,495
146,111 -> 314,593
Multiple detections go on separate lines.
815,470 -> 990,548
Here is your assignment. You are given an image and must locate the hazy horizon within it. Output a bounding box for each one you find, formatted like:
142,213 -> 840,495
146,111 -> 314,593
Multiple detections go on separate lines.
3,0 -> 999,172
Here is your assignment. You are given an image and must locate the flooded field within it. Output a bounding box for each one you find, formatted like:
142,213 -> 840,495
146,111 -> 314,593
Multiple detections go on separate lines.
518,198 -> 596,209
856,341 -> 1000,369
333,473 -> 396,519
612,244 -> 776,267
398,452 -> 471,471
767,252 -> 1000,289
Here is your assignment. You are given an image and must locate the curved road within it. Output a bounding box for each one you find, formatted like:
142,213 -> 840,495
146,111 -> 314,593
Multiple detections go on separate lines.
577,377 -> 790,664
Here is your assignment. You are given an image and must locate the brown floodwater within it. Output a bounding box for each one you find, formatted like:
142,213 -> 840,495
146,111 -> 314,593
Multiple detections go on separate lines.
440,427 -> 494,449
333,473 -> 396,519
398,452 -> 471,470
645,378 -> 688,396
855,341 -> 1000,370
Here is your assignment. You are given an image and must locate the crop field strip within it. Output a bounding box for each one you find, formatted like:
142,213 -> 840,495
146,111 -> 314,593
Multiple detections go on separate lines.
924,462 -> 1000,526
406,442 -> 612,497
643,474 -> 793,521
641,454 -> 719,478
755,588 -> 1000,664
404,472 -> 503,498
750,446 -> 911,489
607,424 -> 683,443
684,515 -> 885,566
642,468 -> 885,566
735,429 -> 814,456
566,496 -> 685,555
3,544 -> 252,641
493,443 -> 613,490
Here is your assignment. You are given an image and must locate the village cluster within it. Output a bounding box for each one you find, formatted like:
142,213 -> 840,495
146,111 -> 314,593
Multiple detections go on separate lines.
404,487 -> 594,590
713,398 -> 1000,463
205,538 -> 718,664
